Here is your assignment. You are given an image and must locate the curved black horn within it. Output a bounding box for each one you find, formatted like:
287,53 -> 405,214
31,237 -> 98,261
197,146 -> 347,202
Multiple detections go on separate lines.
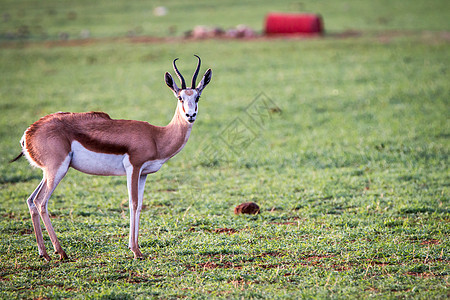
173,58 -> 186,89
191,55 -> 201,88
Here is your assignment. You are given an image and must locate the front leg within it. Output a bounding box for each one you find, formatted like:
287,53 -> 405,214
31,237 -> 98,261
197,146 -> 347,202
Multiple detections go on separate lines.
134,174 -> 147,254
125,164 -> 146,259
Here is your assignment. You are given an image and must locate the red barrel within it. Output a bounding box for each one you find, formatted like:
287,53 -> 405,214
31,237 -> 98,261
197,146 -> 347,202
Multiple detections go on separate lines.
264,13 -> 323,35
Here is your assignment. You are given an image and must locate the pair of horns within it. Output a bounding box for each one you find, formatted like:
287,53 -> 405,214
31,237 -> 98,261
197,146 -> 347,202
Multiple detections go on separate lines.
172,55 -> 201,89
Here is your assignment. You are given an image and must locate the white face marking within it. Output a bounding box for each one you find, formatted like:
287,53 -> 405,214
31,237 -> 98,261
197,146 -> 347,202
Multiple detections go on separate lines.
179,89 -> 199,123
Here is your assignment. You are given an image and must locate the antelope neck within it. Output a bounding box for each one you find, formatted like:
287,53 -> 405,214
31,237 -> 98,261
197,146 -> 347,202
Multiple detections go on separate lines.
156,103 -> 192,160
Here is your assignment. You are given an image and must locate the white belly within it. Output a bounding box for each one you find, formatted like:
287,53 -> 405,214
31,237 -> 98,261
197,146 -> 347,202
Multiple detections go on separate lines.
70,141 -> 127,176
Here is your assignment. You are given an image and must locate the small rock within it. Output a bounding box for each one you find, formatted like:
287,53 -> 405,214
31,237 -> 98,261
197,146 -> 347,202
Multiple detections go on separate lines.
191,25 -> 209,39
153,6 -> 167,17
80,29 -> 90,39
234,202 -> 260,215
59,32 -> 69,40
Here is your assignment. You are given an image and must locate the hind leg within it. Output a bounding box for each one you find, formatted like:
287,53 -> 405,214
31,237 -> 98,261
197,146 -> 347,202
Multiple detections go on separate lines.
33,155 -> 71,261
27,179 -> 50,260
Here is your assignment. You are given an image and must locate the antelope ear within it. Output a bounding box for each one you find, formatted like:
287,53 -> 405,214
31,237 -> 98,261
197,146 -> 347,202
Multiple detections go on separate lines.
165,72 -> 179,94
196,69 -> 212,92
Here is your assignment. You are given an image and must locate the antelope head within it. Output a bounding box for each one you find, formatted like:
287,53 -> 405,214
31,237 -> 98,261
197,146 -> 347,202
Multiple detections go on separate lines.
165,55 -> 212,124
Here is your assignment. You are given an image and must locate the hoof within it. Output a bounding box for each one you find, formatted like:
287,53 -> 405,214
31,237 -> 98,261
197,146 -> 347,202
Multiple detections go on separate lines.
55,249 -> 68,260
132,249 -> 144,260
40,253 -> 51,262
59,252 -> 69,260
133,252 -> 144,260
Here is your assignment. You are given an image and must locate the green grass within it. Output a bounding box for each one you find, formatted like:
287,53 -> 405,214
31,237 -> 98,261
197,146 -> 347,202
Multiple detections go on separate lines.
1,0 -> 449,299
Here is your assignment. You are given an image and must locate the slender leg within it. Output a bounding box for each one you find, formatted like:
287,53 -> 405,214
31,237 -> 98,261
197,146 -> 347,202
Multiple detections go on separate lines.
135,174 -> 147,251
27,180 -> 50,260
126,166 -> 145,259
33,156 -> 71,261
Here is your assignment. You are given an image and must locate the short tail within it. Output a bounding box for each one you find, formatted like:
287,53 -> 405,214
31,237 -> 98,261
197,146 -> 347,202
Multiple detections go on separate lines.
10,152 -> 24,163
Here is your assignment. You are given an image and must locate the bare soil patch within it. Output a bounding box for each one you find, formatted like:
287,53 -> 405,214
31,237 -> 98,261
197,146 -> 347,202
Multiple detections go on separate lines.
2,30 -> 449,49
213,228 -> 238,234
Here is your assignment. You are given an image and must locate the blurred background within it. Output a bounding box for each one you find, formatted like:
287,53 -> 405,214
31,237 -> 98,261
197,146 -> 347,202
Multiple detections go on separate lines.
0,1 -> 448,298
1,0 -> 449,40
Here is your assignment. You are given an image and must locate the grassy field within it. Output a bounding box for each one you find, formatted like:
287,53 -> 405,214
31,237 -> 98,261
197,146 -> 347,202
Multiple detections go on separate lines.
1,0 -> 449,299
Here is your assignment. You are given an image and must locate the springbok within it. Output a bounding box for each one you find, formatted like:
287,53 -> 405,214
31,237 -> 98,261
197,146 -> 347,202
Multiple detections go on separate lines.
12,55 -> 212,261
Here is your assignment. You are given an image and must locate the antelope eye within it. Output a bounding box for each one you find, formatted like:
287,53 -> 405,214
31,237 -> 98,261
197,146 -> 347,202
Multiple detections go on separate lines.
178,96 -> 183,101
195,96 -> 200,103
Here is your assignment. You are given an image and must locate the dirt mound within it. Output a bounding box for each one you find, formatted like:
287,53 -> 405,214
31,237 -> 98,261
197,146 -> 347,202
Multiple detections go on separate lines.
234,202 -> 260,215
